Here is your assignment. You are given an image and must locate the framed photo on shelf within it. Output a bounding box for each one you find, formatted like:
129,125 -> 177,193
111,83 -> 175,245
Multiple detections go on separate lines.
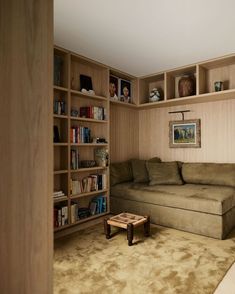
119,79 -> 131,103
169,119 -> 201,148
109,75 -> 119,101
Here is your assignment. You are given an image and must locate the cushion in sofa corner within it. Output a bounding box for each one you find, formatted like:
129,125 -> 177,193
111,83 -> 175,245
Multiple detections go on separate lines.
146,161 -> 183,185
182,163 -> 235,188
110,161 -> 133,186
131,157 -> 161,183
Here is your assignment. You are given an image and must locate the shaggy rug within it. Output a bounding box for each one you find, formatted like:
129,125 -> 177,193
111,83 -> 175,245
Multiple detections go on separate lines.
54,224 -> 235,294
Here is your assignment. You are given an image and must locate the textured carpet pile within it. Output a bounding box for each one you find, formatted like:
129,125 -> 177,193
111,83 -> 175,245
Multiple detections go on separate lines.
54,224 -> 235,294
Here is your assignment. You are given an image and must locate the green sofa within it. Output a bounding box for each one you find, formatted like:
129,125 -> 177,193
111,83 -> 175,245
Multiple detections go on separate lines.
110,160 -> 235,239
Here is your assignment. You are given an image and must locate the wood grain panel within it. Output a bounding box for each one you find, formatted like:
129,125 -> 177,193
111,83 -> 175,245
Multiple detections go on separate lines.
110,104 -> 139,162
0,1 -> 53,293
139,99 -> 235,163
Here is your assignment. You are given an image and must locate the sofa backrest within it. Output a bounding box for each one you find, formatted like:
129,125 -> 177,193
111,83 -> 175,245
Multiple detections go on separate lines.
182,163 -> 235,188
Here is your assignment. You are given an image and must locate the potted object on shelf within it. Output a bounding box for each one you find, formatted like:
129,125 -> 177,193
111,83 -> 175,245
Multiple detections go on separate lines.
178,75 -> 196,97
94,148 -> 108,167
149,88 -> 163,102
214,81 -> 223,92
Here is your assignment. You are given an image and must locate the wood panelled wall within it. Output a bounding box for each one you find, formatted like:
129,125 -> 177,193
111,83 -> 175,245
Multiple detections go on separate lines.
139,99 -> 235,163
110,105 -> 139,162
0,0 -> 53,293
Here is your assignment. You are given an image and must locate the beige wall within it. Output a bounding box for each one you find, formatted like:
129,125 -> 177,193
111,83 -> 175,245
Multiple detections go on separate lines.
110,104 -> 139,162
139,99 -> 235,163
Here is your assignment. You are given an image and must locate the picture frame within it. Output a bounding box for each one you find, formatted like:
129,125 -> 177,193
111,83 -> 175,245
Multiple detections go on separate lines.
119,79 -> 131,103
169,119 -> 201,148
109,75 -> 119,101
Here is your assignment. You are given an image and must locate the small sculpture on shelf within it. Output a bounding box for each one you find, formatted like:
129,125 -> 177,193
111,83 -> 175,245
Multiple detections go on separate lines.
214,81 -> 223,92
149,88 -> 163,103
178,75 -> 196,97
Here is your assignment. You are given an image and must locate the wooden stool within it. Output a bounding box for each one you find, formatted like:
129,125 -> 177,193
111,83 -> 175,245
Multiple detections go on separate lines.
104,212 -> 150,246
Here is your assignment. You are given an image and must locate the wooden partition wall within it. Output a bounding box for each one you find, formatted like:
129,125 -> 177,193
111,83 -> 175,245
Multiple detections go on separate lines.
0,1 -> 53,293
110,104 -> 139,162
139,99 -> 235,163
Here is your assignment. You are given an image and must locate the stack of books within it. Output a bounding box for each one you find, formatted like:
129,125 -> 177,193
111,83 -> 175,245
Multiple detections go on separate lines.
53,190 -> 66,200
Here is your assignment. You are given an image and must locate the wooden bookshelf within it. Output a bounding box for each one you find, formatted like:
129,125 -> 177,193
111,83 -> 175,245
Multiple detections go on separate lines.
53,46 -> 110,232
138,53 -> 235,108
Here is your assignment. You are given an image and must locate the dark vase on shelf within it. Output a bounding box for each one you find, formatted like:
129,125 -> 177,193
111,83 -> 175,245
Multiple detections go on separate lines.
178,75 -> 196,97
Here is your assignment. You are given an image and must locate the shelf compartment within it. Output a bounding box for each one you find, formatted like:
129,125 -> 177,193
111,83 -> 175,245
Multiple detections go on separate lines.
139,73 -> 165,104
166,65 -> 197,100
54,146 -> 68,171
109,69 -> 138,105
54,88 -> 68,116
70,53 -> 109,97
54,117 -> 68,143
54,173 -> 69,198
54,48 -> 69,88
198,56 -> 235,95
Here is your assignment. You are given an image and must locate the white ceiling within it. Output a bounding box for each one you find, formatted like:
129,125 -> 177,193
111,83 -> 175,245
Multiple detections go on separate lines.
54,0 -> 235,77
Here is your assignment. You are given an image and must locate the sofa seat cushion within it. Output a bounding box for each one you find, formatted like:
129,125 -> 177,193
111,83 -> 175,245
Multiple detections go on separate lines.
110,182 -> 235,215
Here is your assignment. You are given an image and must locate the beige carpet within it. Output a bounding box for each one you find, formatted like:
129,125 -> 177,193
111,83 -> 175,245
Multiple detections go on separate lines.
54,224 -> 235,294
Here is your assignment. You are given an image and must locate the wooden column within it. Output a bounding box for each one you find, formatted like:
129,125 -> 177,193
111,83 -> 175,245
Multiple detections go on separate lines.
0,0 -> 53,293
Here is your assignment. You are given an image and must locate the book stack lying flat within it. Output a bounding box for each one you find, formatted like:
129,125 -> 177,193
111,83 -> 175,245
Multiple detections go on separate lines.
53,190 -> 66,200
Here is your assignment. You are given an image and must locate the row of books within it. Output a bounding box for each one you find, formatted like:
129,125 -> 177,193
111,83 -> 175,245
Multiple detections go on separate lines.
70,126 -> 91,143
70,195 -> 107,223
78,106 -> 107,120
54,204 -> 68,228
54,100 -> 66,115
70,174 -> 107,195
71,149 -> 79,169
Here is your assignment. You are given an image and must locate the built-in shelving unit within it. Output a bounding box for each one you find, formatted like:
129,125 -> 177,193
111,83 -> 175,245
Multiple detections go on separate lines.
53,46 -> 110,232
138,54 -> 235,109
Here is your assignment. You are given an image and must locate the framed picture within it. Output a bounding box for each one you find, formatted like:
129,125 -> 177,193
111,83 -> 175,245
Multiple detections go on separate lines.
109,75 -> 119,101
119,79 -> 131,103
169,119 -> 201,148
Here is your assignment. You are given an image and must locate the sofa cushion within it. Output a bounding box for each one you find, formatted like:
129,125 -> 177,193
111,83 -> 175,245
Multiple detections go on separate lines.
182,163 -> 235,188
110,182 -> 235,215
131,157 -> 161,183
146,162 -> 183,185
110,161 -> 133,186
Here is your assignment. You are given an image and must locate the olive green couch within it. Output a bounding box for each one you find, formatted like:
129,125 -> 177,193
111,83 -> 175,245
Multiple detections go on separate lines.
110,160 -> 235,239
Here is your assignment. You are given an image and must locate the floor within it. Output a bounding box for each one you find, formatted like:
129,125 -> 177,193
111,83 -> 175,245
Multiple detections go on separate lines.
54,224 -> 235,294
214,262 -> 235,293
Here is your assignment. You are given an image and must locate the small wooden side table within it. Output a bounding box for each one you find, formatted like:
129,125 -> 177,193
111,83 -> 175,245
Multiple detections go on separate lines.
104,212 -> 150,246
